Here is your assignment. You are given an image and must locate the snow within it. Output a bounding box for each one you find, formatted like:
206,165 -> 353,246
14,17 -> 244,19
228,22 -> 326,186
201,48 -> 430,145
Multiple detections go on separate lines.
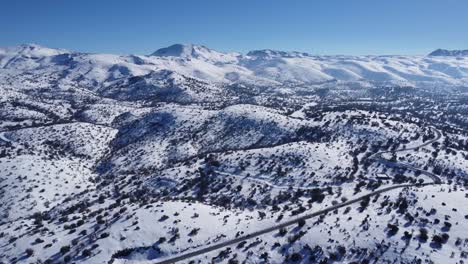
1,43 -> 468,264
0,154 -> 95,221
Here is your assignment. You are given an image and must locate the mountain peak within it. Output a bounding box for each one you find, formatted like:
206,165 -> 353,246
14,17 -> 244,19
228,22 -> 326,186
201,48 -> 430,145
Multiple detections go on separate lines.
428,49 -> 468,57
0,43 -> 68,60
18,43 -> 45,50
150,43 -> 239,63
150,43 -> 199,57
17,43 -> 68,53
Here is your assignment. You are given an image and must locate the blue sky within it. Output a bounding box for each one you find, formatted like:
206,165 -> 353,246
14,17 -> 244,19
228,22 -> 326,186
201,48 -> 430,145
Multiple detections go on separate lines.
1,0 -> 467,55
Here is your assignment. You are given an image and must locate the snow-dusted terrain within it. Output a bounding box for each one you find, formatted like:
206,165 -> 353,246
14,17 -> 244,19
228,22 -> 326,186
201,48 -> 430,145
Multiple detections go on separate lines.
1,43 -> 468,264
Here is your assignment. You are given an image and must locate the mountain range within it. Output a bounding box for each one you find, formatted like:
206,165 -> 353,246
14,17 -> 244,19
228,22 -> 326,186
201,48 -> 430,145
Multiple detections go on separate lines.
1,43 -> 468,93
428,48 -> 468,57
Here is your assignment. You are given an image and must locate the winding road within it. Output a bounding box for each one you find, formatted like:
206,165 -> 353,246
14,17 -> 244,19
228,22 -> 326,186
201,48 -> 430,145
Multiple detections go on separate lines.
369,127 -> 442,184
152,127 -> 444,263
369,127 -> 441,159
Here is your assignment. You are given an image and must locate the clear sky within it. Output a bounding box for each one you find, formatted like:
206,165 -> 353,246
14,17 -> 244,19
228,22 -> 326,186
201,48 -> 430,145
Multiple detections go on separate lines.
1,0 -> 467,55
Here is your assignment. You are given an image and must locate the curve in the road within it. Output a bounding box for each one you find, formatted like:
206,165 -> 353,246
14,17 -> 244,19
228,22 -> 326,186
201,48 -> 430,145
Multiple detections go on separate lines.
0,132 -> 12,143
369,127 -> 441,159
370,127 -> 442,184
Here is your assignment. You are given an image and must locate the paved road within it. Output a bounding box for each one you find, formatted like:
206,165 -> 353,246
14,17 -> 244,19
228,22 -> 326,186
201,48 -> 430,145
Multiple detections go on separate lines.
154,183 -> 432,264
377,159 -> 441,184
152,128 -> 444,263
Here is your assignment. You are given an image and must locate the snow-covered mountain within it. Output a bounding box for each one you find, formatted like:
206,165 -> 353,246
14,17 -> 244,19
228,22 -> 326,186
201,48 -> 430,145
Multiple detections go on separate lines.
1,43 -> 468,93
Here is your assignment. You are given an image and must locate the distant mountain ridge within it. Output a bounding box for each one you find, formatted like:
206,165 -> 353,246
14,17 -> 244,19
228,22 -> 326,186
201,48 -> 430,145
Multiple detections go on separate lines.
246,49 -> 313,58
1,43 -> 468,89
429,49 -> 468,57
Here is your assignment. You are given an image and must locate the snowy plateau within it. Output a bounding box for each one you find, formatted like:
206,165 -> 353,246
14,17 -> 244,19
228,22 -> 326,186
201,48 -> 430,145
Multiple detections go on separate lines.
1,43 -> 468,264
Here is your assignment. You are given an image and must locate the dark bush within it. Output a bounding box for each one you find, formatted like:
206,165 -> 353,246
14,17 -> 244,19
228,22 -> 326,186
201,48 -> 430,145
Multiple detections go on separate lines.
82,249 -> 92,257
60,245 -> 70,255
297,219 -> 306,228
290,252 -> 302,262
25,248 -> 34,257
